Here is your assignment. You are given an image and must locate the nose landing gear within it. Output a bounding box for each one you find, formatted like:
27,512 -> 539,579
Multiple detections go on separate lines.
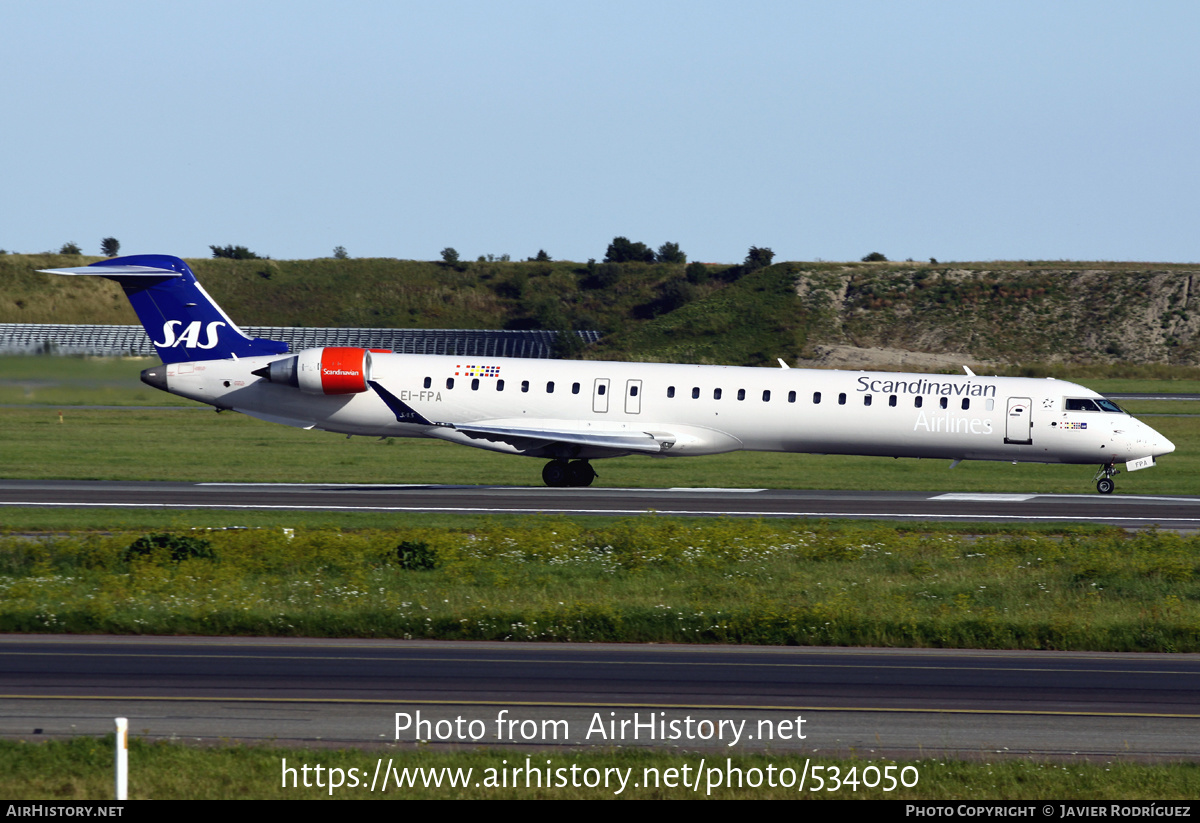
1093,462 -> 1119,494
542,459 -> 597,487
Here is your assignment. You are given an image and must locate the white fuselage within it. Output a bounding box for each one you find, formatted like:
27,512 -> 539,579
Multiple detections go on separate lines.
156,351 -> 1175,467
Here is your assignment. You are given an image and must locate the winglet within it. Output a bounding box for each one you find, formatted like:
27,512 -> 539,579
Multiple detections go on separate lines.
369,380 -> 436,426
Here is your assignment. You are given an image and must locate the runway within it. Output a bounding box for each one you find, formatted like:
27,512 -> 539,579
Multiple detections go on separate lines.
3,479 -> 1200,528
2,636 -> 1199,759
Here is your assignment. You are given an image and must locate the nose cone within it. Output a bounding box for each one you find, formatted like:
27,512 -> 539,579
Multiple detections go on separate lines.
1155,434 -> 1176,457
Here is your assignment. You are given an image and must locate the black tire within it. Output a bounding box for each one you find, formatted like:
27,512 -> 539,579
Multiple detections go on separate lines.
567,460 -> 596,487
1096,477 -> 1115,494
542,460 -> 570,487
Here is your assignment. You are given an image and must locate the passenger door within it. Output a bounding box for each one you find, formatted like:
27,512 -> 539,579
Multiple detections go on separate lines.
1004,397 -> 1033,445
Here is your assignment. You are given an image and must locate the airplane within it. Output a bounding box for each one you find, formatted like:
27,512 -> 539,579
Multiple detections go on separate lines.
41,254 -> 1175,493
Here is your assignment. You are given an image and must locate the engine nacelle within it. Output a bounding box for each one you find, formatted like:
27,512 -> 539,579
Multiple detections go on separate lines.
253,347 -> 373,395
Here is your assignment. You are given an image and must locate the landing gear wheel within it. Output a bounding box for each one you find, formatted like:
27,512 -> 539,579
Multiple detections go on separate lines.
542,460 -> 570,487
1092,462 -> 1119,495
566,460 -> 596,487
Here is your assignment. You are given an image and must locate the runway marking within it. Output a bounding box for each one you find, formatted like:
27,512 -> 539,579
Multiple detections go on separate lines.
5,650 -> 1197,677
3,501 -> 1200,524
196,483 -> 767,493
932,492 -> 1200,504
3,694 -> 1198,719
931,494 -> 1037,502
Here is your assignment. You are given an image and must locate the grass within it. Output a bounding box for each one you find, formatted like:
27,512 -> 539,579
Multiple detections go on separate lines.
7,738 -> 1200,799
3,521 -> 1199,651
5,403 -> 1197,493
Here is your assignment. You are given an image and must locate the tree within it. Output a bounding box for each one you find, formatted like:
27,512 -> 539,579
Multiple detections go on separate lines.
743,246 -> 775,273
531,249 -> 552,262
100,237 -> 120,257
440,247 -> 460,265
210,245 -> 261,260
604,236 -> 655,264
862,251 -> 888,262
655,241 -> 687,264
59,242 -> 81,255
333,245 -> 348,259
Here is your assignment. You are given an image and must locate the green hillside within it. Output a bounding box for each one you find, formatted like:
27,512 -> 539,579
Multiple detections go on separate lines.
4,253 -> 1200,372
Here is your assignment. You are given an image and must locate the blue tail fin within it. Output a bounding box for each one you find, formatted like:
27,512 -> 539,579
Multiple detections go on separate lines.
40,254 -> 289,364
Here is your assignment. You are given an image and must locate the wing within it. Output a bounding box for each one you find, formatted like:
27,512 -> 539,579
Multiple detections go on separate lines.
451,422 -> 675,454
368,379 -> 675,456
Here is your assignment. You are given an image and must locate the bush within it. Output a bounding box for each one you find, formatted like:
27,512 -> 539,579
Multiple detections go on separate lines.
58,242 -> 81,255
211,245 -> 262,260
685,261 -> 710,284
124,533 -> 216,563
743,246 -> 775,273
604,237 -> 655,264
396,540 -> 439,571
656,242 -> 686,264
862,251 -> 888,262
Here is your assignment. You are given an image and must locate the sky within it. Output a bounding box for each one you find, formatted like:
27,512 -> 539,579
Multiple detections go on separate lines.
3,1 -> 1198,264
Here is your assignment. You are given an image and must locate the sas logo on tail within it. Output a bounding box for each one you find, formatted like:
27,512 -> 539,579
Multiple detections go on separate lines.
153,320 -> 227,349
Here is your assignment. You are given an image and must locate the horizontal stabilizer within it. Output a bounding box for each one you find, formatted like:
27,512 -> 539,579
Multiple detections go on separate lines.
39,265 -> 181,278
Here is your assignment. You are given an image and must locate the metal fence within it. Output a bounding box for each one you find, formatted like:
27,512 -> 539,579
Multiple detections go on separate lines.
0,324 -> 602,359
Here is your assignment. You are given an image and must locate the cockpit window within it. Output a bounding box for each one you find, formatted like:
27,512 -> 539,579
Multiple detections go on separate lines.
1065,397 -> 1125,413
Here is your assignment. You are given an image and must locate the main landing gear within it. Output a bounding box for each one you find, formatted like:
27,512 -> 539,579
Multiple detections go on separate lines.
542,459 -> 597,487
1093,462 -> 1119,494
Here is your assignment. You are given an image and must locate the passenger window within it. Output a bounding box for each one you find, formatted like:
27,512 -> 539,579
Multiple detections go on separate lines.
864,395 -> 872,406
713,388 -> 722,400
838,392 -> 846,405
598,384 -> 606,395
471,378 -> 479,391
940,397 -> 948,409
497,380 -> 505,391
572,382 -> 580,395
813,392 -> 821,404
521,380 -> 529,393
692,387 -> 700,399
788,391 -> 796,403
961,398 -> 970,410
667,386 -> 675,398
914,396 -> 922,408
630,385 -> 639,397
446,378 -> 455,390
737,389 -> 746,401
889,395 -> 897,407
762,390 -> 771,402
547,381 -> 555,393
423,377 -> 431,389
